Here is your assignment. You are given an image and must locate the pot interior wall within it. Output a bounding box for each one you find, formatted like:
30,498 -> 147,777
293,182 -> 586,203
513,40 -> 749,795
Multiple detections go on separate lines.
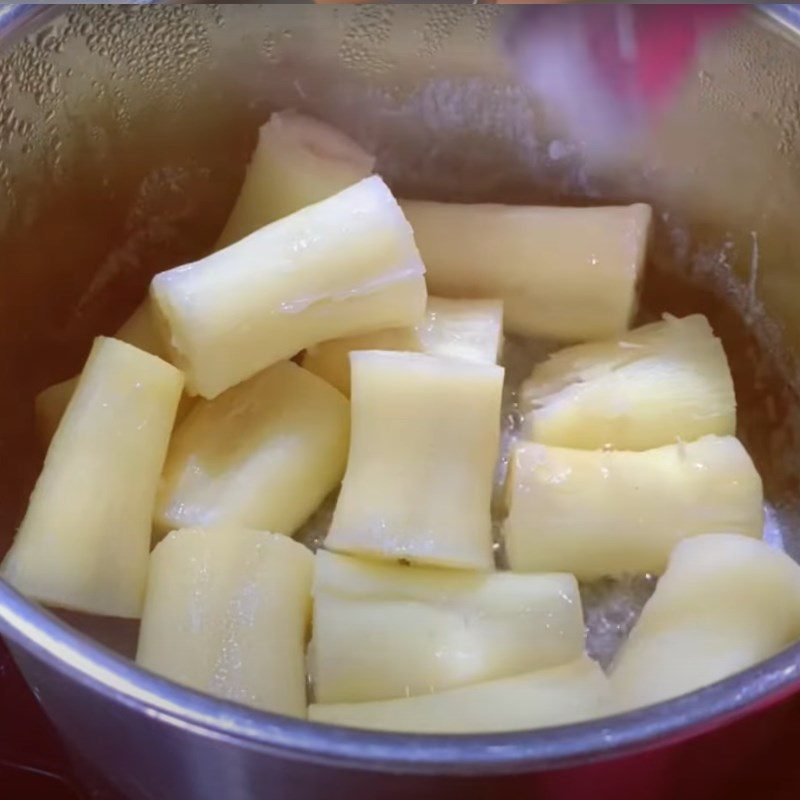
1,5 -> 800,660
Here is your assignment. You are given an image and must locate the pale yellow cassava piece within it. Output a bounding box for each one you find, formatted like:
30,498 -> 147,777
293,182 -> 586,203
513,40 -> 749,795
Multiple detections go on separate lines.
34,299 -> 170,444
309,550 -> 585,704
114,298 -> 173,360
1,337 -> 183,617
137,527 -> 313,718
610,533 -> 800,712
155,361 -> 349,538
34,377 -> 79,444
36,114 -> 371,434
216,111 -> 375,249
302,297 -> 503,396
325,350 -> 504,570
310,656 -> 607,733
401,200 -> 652,341
151,176 -> 427,398
520,314 -> 736,451
504,435 -> 763,580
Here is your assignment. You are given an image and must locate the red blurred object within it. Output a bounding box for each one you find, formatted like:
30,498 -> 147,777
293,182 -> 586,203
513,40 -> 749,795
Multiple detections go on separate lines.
505,4 -> 740,156
2,633 -> 800,800
581,4 -> 740,110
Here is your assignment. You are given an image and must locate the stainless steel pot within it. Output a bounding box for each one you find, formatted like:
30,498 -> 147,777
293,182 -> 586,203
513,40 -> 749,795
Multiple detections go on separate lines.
3,5 -> 800,799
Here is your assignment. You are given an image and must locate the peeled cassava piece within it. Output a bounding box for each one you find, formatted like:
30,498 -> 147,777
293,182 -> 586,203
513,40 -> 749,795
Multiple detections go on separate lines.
309,550 -> 585,704
610,534 -> 800,712
151,176 -> 427,398
1,338 -> 183,617
34,299 -> 171,445
137,527 -> 313,718
325,351 -> 503,570
35,376 -> 78,444
36,114 -> 371,434
520,314 -> 736,451
504,435 -> 763,580
114,298 -> 173,360
401,200 -> 651,341
309,656 -> 607,733
216,111 -> 375,249
302,297 -> 503,396
155,361 -> 349,538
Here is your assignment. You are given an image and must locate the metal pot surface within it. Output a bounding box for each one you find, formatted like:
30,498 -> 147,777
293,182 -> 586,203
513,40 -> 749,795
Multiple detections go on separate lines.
2,5 -> 800,799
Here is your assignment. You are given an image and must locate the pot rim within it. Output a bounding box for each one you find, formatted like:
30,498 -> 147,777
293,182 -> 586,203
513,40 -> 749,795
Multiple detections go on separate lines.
1,1 -> 800,776
2,575 -> 800,775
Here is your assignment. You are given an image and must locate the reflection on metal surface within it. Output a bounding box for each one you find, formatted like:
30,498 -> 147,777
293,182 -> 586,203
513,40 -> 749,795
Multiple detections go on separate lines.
767,4 -> 800,33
